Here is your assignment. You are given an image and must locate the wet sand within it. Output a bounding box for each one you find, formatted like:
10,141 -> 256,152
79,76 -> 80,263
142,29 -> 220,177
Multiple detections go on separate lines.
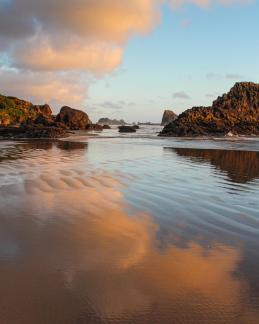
0,128 -> 259,323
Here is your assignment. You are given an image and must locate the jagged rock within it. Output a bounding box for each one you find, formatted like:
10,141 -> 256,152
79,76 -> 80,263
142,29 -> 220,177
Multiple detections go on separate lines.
34,104 -> 52,117
118,126 -> 136,133
160,82 -> 259,136
0,94 -> 53,126
98,118 -> 126,125
161,109 -> 177,126
55,106 -> 92,130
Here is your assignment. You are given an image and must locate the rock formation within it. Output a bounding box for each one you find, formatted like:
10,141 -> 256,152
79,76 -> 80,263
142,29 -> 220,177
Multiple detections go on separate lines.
118,126 -> 136,133
55,106 -> 92,130
0,95 -> 94,138
160,82 -> 259,136
161,109 -> 177,126
0,94 -> 53,126
98,118 -> 126,125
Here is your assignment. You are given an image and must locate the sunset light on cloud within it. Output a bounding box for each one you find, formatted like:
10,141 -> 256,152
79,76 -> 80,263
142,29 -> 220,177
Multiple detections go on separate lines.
0,0 -> 258,121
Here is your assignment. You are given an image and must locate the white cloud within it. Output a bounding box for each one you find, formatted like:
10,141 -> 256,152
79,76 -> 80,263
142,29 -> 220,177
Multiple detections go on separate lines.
0,0 -> 253,110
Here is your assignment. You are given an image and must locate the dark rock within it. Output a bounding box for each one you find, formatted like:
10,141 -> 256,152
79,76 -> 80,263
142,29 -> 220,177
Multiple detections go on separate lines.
160,82 -> 259,137
161,109 -> 177,126
102,124 -> 111,129
133,125 -> 140,129
118,126 -> 136,133
55,106 -> 92,130
0,125 -> 68,139
34,114 -> 55,126
85,124 -> 103,131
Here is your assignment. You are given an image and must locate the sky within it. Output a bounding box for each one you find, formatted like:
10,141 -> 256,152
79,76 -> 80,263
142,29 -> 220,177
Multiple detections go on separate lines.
0,0 -> 258,123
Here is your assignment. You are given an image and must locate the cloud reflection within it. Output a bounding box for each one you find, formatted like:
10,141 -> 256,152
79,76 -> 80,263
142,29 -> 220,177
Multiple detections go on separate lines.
0,162 -> 257,323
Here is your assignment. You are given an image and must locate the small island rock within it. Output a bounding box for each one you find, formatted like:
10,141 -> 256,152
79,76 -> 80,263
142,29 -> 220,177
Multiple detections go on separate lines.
55,106 -> 92,130
161,109 -> 177,126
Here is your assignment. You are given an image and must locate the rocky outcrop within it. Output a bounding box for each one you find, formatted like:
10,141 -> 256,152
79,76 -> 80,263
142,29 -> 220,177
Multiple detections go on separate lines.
98,118 -> 126,125
0,94 -> 53,126
160,82 -> 259,136
118,126 -> 137,133
55,106 -> 91,130
161,109 -> 177,126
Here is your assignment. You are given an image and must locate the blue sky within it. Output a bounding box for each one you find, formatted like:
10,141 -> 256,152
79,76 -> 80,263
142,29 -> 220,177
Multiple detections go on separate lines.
88,2 -> 259,122
0,0 -> 258,122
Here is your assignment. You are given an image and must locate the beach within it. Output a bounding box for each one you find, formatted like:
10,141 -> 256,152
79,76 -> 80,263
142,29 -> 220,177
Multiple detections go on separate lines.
0,126 -> 258,323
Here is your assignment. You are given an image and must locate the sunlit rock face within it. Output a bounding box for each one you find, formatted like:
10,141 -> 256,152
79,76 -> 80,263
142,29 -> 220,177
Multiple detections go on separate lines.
55,106 -> 92,129
160,82 -> 259,136
161,109 -> 177,126
0,94 -> 53,126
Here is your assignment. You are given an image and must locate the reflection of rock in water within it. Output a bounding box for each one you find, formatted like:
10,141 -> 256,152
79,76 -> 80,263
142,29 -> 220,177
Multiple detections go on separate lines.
0,140 -> 88,163
56,141 -> 88,151
18,140 -> 54,151
171,148 -> 259,183
0,141 -> 53,162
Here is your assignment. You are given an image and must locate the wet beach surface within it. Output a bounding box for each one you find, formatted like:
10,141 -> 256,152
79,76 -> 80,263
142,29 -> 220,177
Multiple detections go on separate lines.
0,127 -> 259,323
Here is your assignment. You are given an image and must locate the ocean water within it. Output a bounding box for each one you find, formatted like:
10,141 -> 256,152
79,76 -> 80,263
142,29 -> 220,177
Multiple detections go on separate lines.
0,126 -> 259,323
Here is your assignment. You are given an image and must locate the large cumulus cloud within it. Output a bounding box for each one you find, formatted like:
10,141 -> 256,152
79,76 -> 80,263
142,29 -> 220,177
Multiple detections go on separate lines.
0,0 -> 161,108
0,0 -> 253,109
0,0 -> 160,71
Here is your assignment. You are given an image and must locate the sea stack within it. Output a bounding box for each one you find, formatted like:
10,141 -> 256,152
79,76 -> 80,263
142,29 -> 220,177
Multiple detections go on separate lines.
161,109 -> 178,126
160,82 -> 259,136
55,106 -> 92,130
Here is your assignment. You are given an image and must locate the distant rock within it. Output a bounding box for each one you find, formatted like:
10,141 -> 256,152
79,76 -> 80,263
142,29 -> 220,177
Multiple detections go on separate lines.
85,124 -> 103,131
160,82 -> 259,136
102,124 -> 111,129
161,109 -> 177,126
133,125 -> 140,129
98,118 -> 126,125
55,106 -> 92,130
118,126 -> 136,133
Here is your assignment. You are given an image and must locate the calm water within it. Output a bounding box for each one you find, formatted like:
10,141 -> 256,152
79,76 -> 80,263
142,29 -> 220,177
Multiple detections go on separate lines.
0,126 -> 259,323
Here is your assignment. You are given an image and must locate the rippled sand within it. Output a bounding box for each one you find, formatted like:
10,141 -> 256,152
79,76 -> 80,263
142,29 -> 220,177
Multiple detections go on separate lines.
0,131 -> 259,324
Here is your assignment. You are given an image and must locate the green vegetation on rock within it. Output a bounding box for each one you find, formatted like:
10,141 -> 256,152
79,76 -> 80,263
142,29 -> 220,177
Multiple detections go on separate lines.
0,94 -> 51,126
